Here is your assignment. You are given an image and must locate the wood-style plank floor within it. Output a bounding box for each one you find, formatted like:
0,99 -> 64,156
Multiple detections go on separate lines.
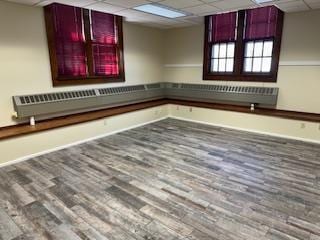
0,118 -> 320,240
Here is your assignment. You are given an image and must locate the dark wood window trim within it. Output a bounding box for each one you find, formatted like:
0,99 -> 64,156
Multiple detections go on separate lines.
44,5 -> 125,87
203,9 -> 284,82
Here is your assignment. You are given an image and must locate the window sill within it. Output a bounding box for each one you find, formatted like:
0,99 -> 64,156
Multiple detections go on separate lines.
203,73 -> 277,82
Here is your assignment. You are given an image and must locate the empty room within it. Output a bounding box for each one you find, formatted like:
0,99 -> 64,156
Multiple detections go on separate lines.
0,0 -> 320,239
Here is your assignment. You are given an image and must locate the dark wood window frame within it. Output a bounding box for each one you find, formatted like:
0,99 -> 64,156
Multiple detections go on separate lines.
203,9 -> 284,82
44,6 -> 125,87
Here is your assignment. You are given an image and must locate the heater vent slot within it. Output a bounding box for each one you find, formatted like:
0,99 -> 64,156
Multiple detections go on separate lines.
180,84 -> 276,95
13,82 -> 279,120
146,83 -> 161,89
18,90 -> 97,105
98,85 -> 145,96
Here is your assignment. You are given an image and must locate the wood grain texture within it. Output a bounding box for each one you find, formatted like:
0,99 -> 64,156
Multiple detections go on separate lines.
0,118 -> 319,240
0,99 -> 167,140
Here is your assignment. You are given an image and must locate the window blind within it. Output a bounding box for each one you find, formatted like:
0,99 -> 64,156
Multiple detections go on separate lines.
245,6 -> 280,40
91,11 -> 119,76
209,12 -> 237,42
51,3 -> 87,77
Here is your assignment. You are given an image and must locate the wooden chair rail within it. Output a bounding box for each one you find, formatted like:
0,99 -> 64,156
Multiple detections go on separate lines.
170,100 -> 320,122
0,99 -> 319,141
0,100 -> 167,140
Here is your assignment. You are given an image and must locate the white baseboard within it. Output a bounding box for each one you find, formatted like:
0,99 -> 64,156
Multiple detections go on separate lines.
0,117 -> 168,169
169,115 -> 320,145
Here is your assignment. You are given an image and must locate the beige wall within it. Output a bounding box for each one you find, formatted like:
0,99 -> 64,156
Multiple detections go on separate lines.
0,105 -> 168,165
0,1 -> 164,127
169,105 -> 320,144
163,10 -> 320,114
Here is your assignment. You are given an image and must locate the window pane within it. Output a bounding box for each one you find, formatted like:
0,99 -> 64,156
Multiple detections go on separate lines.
254,41 -> 263,57
244,58 -> 253,72
262,57 -> 272,72
219,43 -> 227,58
212,44 -> 219,58
226,59 -> 234,72
253,58 -> 262,72
219,59 -> 226,72
227,43 -> 235,58
263,40 -> 273,56
245,42 -> 254,57
211,59 -> 219,72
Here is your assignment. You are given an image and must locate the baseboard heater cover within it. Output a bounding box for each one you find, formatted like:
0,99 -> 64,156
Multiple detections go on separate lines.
164,83 -> 278,107
13,82 -> 278,125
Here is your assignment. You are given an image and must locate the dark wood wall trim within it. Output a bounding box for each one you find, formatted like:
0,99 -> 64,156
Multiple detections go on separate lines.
0,99 -> 319,141
0,100 -> 167,140
169,100 -> 320,123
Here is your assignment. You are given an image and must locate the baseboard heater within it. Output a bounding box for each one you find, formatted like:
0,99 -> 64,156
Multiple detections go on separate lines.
13,83 -> 278,125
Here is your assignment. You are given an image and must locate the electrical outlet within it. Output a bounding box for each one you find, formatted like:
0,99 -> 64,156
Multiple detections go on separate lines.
189,107 -> 193,112
300,123 -> 306,129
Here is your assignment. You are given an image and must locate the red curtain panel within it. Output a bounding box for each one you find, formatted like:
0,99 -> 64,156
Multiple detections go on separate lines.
51,3 -> 87,77
91,11 -> 119,76
245,6 -> 280,40
210,12 -> 237,42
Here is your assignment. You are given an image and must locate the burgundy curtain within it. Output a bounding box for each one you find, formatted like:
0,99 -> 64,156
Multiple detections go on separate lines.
245,6 -> 280,40
52,3 -> 87,77
91,11 -> 119,76
210,12 -> 237,42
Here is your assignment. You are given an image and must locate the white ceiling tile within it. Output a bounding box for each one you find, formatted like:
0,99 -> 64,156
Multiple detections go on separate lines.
308,3 -> 320,9
117,8 -> 153,18
210,0 -> 257,11
159,0 -> 203,9
3,0 -> 320,29
7,0 -> 40,5
182,4 -> 220,15
304,0 -> 320,3
85,2 -> 125,13
201,0 -> 221,3
6,0 -> 40,5
37,0 -> 97,7
304,0 -> 320,9
180,16 -> 204,23
276,0 -> 310,12
101,0 -> 149,8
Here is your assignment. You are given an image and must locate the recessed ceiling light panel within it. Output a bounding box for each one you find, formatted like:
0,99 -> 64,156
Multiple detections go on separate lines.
133,4 -> 189,18
254,0 -> 274,3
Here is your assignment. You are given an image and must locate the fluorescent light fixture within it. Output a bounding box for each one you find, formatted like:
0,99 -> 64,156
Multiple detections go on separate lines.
133,4 -> 187,18
254,0 -> 274,3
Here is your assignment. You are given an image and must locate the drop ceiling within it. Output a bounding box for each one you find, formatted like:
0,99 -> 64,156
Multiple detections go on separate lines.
3,0 -> 320,28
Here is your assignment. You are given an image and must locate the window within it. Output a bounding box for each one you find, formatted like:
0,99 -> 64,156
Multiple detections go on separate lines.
209,12 -> 237,74
44,3 -> 125,86
212,42 -> 235,73
244,40 -> 273,73
203,6 -> 284,82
